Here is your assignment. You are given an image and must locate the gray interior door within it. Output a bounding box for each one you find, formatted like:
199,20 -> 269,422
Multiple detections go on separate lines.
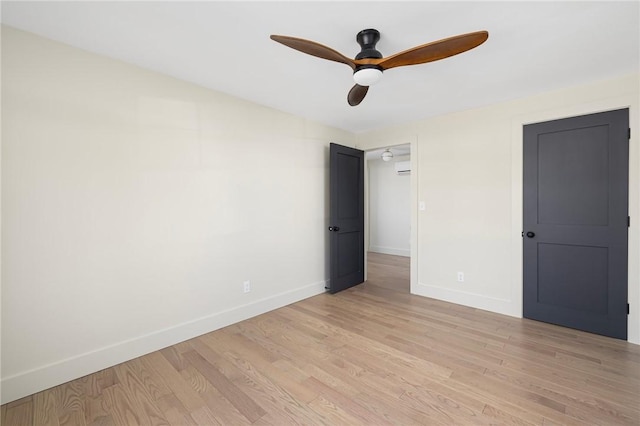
328,143 -> 364,294
523,109 -> 629,339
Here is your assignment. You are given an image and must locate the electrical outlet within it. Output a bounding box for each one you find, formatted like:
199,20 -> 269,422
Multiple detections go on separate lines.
243,280 -> 251,293
457,272 -> 464,282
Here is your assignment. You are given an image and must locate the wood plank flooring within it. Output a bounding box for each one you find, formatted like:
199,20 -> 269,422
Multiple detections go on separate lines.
3,258 -> 640,424
364,251 -> 410,293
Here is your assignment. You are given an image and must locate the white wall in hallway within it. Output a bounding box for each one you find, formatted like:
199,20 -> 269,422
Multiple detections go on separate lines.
368,155 -> 411,257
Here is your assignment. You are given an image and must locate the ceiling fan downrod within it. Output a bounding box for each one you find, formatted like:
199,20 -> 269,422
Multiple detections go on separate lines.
355,29 -> 383,60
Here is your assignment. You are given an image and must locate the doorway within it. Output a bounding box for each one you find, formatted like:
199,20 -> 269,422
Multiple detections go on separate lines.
365,144 -> 412,293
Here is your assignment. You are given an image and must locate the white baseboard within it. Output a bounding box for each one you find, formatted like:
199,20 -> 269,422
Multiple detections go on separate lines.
1,281 -> 326,404
369,246 -> 410,257
414,282 -> 519,318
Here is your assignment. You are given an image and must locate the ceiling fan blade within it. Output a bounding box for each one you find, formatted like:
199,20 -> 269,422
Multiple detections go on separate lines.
270,35 -> 356,70
374,31 -> 488,70
347,84 -> 369,106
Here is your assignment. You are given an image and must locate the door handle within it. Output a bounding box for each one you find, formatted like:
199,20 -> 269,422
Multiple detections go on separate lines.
328,226 -> 340,232
526,231 -> 535,238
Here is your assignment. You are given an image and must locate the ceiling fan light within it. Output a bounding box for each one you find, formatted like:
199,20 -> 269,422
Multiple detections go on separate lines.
381,149 -> 393,162
353,68 -> 383,86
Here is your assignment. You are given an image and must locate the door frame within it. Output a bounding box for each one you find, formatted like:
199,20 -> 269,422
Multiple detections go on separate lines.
510,96 -> 639,343
358,136 -> 418,294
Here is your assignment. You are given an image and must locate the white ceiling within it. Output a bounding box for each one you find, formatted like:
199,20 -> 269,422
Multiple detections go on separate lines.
2,1 -> 638,134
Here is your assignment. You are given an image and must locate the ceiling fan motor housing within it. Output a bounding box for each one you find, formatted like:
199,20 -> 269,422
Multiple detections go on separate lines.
354,29 -> 384,84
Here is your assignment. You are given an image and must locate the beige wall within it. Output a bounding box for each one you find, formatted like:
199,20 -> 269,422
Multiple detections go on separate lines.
1,26 -> 355,403
357,73 -> 640,345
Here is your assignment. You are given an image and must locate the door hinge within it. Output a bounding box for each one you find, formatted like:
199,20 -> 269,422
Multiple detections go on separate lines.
628,303 -> 630,315
629,128 -> 631,139
628,216 -> 631,227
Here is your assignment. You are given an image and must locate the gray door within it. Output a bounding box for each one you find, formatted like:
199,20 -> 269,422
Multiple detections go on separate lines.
523,109 -> 629,339
328,143 -> 364,294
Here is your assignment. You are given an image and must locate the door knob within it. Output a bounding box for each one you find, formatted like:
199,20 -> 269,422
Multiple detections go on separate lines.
526,231 -> 535,238
328,226 -> 340,232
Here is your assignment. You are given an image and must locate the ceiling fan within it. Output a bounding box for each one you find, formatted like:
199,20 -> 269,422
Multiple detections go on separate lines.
270,29 -> 488,106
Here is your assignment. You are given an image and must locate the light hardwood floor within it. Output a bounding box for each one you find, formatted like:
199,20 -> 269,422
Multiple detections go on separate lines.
364,251 -> 410,293
3,260 -> 640,425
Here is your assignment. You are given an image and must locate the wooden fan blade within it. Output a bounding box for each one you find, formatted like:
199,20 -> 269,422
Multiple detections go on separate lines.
271,35 -> 356,70
373,31 -> 488,70
348,84 -> 369,106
